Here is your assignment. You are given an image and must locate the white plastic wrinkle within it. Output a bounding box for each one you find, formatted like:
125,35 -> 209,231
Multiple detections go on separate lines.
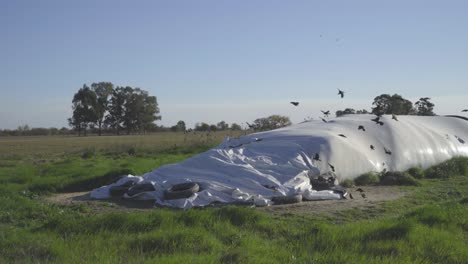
90,115 -> 468,209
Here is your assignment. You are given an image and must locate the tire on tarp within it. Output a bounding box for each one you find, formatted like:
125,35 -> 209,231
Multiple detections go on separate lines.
126,183 -> 156,197
109,180 -> 136,197
271,194 -> 302,205
164,182 -> 200,200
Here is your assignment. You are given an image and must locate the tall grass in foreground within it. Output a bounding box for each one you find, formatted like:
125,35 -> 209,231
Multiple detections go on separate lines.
0,142 -> 467,263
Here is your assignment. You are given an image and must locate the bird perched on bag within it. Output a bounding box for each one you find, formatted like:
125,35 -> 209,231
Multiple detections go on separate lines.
290,102 -> 299,106
313,153 -> 321,161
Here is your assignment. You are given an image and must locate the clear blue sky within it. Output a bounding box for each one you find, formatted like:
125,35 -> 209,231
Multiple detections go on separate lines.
1,0 -> 467,129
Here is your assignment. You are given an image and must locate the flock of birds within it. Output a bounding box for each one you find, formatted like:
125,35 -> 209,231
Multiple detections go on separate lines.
229,88 -> 467,200
288,89 -> 468,200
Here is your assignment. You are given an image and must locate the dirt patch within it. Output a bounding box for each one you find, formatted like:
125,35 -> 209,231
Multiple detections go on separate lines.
43,185 -> 405,215
259,186 -> 405,216
42,192 -> 156,213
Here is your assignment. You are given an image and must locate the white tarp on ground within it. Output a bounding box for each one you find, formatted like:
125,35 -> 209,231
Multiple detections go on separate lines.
91,115 -> 468,208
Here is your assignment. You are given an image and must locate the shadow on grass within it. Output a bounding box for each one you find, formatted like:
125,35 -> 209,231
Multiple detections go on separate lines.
59,169 -> 135,193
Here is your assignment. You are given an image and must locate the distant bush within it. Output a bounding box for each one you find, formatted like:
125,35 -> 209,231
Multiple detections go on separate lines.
354,172 -> 380,185
81,148 -> 96,159
127,147 -> 137,156
380,171 -> 420,186
424,157 -> 468,179
340,179 -> 355,188
407,167 -> 425,179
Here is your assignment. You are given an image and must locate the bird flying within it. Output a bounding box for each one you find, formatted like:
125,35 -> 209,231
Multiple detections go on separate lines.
370,145 -> 375,150
338,134 -> 347,138
290,102 -> 299,106
384,147 -> 392,155
321,110 -> 330,117
358,125 -> 365,131
337,89 -> 345,98
328,163 -> 335,172
462,109 -> 468,112
320,118 -> 328,123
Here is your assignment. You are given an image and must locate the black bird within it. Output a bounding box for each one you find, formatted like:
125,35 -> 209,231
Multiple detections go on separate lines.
321,110 -> 330,117
358,125 -> 366,131
371,116 -> 380,123
392,114 -> 398,121
320,118 -> 328,123
462,109 -> 468,112
361,193 -> 366,199
313,153 -> 321,161
384,147 -> 392,155
246,122 -> 255,129
328,163 -> 335,172
290,102 -> 299,106
338,134 -> 347,138
370,145 -> 375,150
356,188 -> 364,192
377,121 -> 384,126
337,89 -> 345,98
455,136 -> 465,144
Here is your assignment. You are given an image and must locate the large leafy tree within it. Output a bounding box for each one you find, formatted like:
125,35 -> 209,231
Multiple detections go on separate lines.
105,86 -> 161,135
217,121 -> 229,130
414,97 -> 435,116
371,94 -> 414,115
171,120 -> 186,132
105,87 -> 127,135
69,84 -> 98,136
91,82 -> 114,136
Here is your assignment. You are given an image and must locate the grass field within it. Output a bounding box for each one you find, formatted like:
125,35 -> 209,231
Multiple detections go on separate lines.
0,134 -> 467,263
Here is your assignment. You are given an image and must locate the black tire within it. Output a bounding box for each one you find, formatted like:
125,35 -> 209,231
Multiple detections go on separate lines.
109,180 -> 136,197
164,182 -> 200,200
126,183 -> 156,197
271,194 -> 302,205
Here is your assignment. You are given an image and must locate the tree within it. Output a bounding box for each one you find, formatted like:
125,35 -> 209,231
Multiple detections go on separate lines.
356,109 -> 369,114
414,97 -> 435,116
69,84 -> 98,136
217,121 -> 229,130
105,86 -> 161,135
371,94 -> 414,115
230,123 -> 242,130
91,82 -> 114,136
336,108 -> 356,117
195,122 -> 210,131
171,120 -> 186,132
105,87 -> 126,135
252,115 -> 291,131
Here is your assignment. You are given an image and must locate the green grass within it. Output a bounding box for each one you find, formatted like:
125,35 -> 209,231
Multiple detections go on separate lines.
0,136 -> 467,263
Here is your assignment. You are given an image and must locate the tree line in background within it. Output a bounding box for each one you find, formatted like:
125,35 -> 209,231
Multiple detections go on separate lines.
68,82 -> 161,136
335,94 -> 435,117
0,93 -> 441,136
